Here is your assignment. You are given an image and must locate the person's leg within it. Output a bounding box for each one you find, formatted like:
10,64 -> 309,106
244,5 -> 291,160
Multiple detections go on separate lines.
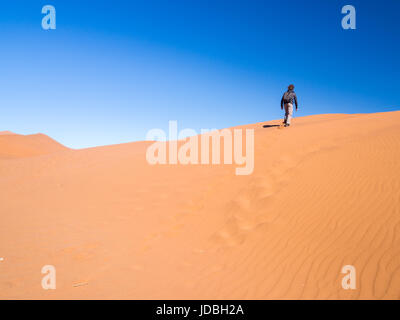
284,104 -> 289,123
286,103 -> 293,125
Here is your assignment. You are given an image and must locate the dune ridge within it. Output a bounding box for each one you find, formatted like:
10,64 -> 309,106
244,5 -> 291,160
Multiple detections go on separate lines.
0,131 -> 16,135
0,133 -> 68,158
0,111 -> 399,299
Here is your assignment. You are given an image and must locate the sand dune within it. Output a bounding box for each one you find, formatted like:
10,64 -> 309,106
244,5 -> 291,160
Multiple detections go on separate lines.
0,133 -> 68,158
0,111 -> 399,299
0,131 -> 16,135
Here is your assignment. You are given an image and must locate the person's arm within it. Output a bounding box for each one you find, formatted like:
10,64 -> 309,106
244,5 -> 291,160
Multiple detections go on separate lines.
294,94 -> 298,109
281,95 -> 284,109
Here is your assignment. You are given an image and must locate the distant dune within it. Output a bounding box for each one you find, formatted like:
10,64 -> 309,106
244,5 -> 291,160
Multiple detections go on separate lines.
0,133 -> 68,158
0,111 -> 399,299
0,131 -> 16,135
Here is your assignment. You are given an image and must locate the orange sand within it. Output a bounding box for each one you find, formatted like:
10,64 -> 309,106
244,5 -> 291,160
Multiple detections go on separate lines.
0,111 -> 399,299
0,133 -> 67,158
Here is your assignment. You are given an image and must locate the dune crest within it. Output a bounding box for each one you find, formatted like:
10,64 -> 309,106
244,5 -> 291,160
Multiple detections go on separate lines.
0,111 -> 399,299
0,133 -> 68,158
0,131 -> 16,135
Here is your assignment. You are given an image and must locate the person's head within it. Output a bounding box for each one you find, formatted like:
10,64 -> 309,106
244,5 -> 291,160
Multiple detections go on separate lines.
288,84 -> 295,91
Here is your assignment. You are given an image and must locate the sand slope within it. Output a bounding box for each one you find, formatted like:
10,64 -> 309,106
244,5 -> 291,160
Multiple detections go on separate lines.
0,133 -> 68,158
0,131 -> 16,135
0,111 -> 399,299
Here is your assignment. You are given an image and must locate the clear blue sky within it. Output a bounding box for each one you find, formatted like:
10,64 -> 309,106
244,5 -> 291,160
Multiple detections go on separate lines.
1,0 -> 399,148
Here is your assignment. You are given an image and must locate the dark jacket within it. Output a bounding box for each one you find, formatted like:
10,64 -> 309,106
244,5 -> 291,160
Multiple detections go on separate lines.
281,90 -> 298,108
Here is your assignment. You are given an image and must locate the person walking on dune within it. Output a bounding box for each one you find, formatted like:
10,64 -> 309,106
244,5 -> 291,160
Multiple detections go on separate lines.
281,84 -> 298,127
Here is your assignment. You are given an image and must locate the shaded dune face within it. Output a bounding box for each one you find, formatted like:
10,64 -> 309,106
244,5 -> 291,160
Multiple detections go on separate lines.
0,111 -> 399,299
0,133 -> 68,158
0,131 -> 16,135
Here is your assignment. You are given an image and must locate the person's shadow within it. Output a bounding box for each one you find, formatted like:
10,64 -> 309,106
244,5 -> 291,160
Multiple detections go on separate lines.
262,124 -> 280,128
